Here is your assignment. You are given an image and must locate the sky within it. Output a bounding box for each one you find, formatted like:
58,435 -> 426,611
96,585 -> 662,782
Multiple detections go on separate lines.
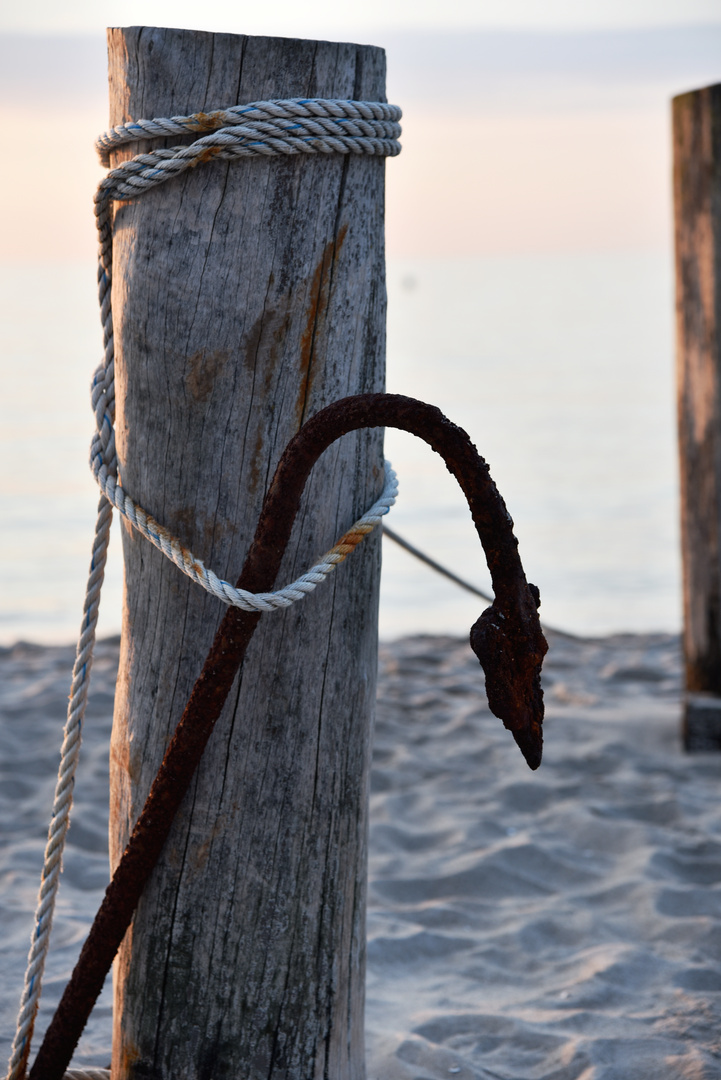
0,1 -> 720,259
1,0 -> 717,641
3,0 -> 721,35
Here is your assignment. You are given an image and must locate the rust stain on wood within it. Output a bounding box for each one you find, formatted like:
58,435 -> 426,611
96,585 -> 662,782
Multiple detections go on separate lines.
296,224 -> 348,426
248,425 -> 266,499
109,730 -> 142,833
171,508 -> 224,554
185,348 -> 229,402
117,1035 -> 141,1075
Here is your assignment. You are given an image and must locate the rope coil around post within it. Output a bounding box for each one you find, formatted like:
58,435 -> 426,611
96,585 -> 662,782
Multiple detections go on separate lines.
95,98 -> 402,166
6,98 -> 402,1080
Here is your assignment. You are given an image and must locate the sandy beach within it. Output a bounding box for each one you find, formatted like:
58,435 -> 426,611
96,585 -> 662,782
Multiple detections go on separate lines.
2,629 -> 720,1079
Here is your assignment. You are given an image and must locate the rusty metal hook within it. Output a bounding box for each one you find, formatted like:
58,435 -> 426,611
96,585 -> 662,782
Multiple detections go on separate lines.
28,393 -> 547,1080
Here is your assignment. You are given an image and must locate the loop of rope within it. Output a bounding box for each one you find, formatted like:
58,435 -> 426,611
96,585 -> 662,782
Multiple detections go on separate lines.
6,98 -> 401,1080
92,457 -> 397,611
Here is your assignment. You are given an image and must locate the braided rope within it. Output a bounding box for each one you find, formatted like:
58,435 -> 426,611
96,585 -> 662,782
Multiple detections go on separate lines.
4,501 -> 112,1080
6,98 -> 401,1080
94,98 -> 401,201
96,98 -> 401,164
93,459 -> 397,612
63,1071 -> 110,1080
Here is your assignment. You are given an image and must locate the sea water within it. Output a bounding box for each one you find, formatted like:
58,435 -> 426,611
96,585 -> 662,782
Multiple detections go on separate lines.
382,250 -> 678,639
0,250 -> 677,644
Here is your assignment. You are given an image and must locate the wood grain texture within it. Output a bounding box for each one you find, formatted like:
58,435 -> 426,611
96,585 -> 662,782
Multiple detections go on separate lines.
674,83 -> 721,694
106,27 -> 387,1079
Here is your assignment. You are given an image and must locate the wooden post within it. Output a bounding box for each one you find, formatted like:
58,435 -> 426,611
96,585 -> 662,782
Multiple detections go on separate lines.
107,27 -> 387,1078
674,82 -> 721,749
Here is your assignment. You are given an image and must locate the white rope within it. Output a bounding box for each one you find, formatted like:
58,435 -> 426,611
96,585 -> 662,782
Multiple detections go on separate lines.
4,499 -> 112,1080
95,98 -> 401,166
93,458 -> 397,612
6,98 -> 401,1080
94,98 -> 400,201
63,1071 -> 111,1080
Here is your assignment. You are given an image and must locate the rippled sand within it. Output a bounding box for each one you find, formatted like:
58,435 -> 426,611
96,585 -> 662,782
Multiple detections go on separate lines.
3,631 -> 720,1079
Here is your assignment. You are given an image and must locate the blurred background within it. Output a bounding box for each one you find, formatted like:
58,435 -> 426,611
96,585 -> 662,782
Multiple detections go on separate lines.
1,0 -> 720,642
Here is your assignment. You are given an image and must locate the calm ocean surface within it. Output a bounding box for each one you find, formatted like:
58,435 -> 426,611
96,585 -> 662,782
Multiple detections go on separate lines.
0,250 -> 677,644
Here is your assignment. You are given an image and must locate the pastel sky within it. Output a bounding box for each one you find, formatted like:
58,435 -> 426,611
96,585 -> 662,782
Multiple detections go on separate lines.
1,0 -> 719,259
3,0 -> 721,34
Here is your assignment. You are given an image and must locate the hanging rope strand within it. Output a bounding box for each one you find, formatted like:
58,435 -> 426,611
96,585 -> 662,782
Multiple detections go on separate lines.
4,500 -> 112,1080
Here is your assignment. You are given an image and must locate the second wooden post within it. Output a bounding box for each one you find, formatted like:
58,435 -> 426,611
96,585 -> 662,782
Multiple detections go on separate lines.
674,82 -> 721,750
107,27 -> 387,1078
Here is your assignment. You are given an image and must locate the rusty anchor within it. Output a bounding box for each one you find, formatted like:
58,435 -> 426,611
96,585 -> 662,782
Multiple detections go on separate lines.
28,393 -> 547,1080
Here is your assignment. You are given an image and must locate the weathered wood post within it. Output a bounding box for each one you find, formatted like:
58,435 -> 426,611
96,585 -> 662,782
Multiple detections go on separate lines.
107,27 -> 387,1078
674,82 -> 721,750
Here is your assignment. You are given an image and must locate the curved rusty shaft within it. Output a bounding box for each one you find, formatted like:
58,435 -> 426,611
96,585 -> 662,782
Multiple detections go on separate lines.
28,393 -> 547,1080
255,394 -> 547,759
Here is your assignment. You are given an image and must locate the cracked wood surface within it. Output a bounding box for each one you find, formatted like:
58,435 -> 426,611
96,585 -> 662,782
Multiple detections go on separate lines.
107,27 -> 387,1080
